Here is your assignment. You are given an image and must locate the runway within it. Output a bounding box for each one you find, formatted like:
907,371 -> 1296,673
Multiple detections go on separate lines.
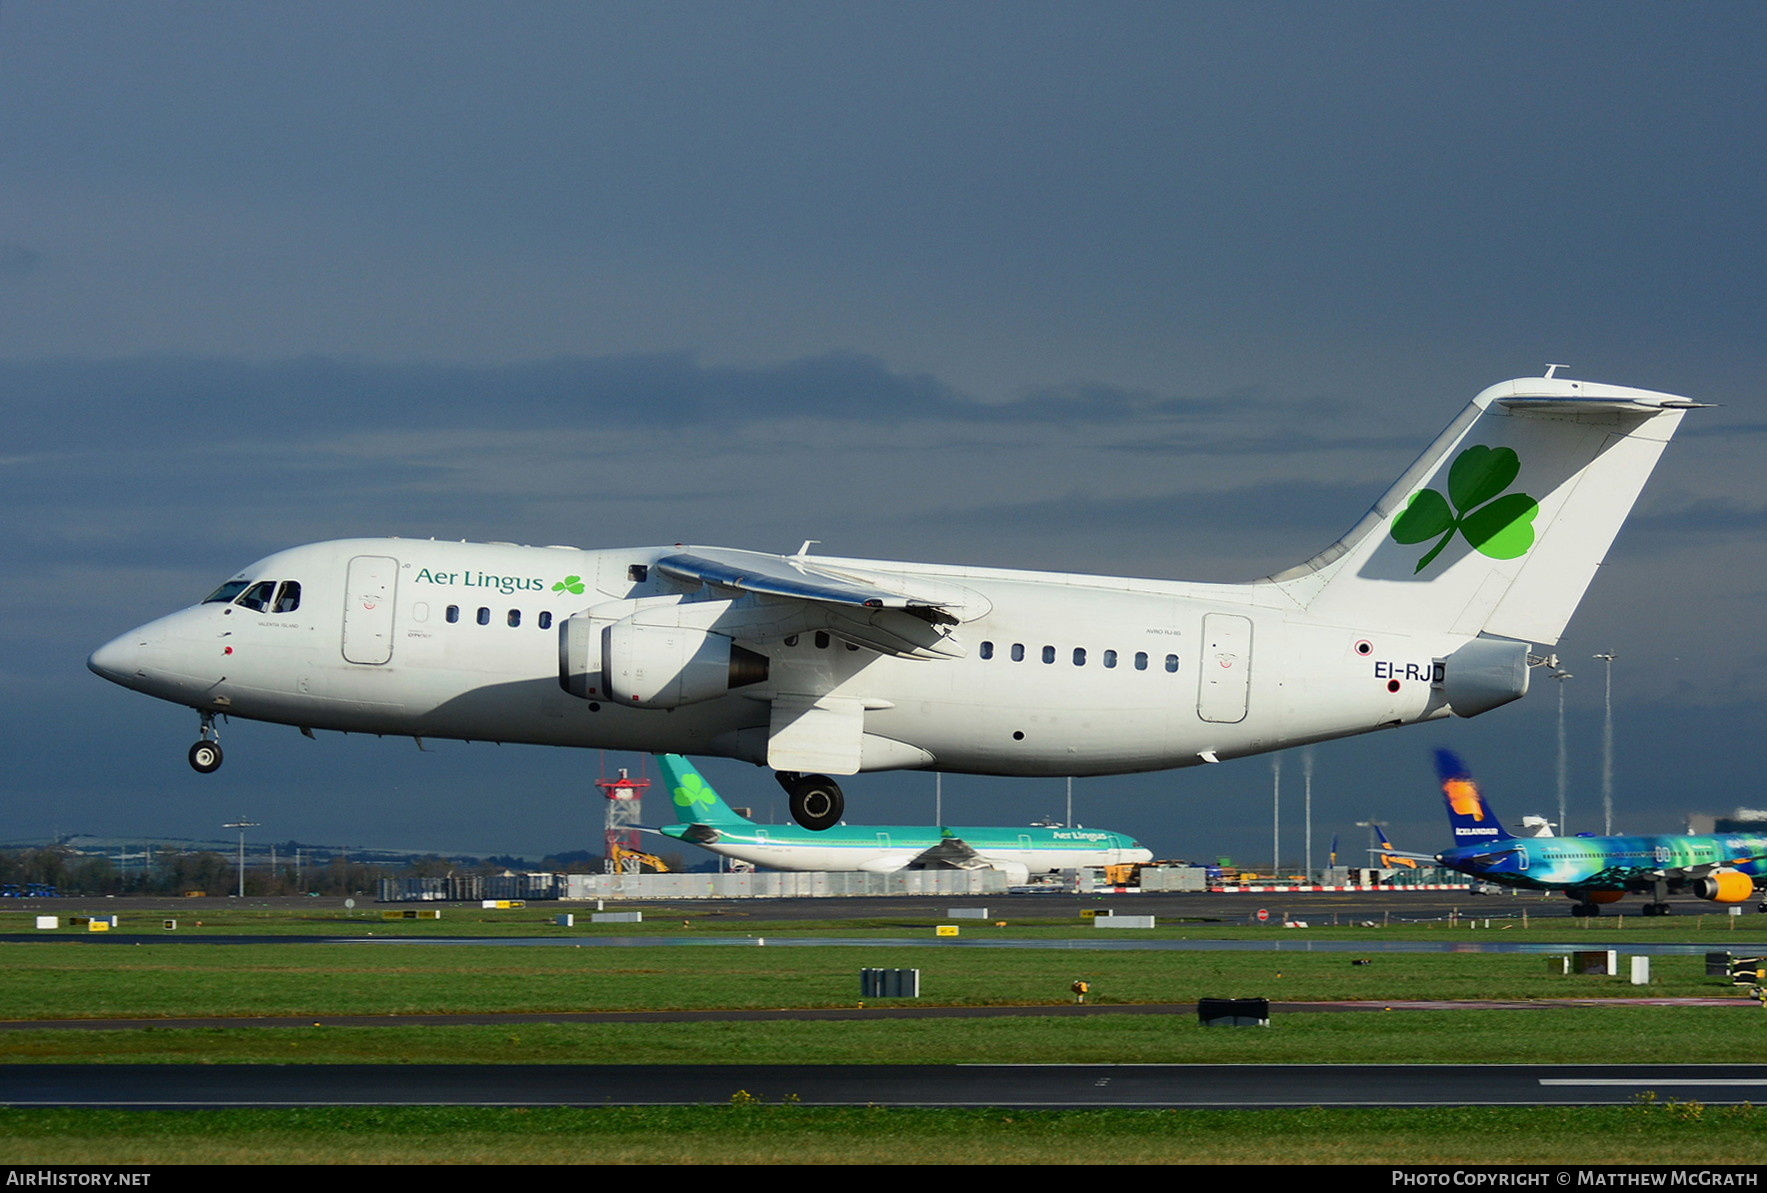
8,1063 -> 1767,1109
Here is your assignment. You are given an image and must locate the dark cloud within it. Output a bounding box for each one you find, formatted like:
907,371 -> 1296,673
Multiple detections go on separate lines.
2,352 -> 973,455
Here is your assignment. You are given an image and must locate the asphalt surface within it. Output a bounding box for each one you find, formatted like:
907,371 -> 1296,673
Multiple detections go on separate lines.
8,1063 -> 1767,1109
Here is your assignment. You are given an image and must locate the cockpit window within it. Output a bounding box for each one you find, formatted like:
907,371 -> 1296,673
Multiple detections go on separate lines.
203,580 -> 251,605
272,581 -> 302,613
236,580 -> 278,613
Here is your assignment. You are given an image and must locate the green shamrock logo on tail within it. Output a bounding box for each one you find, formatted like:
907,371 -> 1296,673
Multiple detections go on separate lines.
673,771 -> 718,815
1390,445 -> 1540,574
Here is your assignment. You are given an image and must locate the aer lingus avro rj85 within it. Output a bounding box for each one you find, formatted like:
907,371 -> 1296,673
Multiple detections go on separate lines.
89,374 -> 1698,831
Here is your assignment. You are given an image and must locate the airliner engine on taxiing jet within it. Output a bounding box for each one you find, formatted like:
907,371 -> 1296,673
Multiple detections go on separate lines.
1383,750 -> 1767,917
654,753 -> 1152,881
88,374 -> 1699,831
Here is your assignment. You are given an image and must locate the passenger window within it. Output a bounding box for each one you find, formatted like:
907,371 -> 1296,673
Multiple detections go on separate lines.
272,581 -> 302,614
477,607 -> 490,626
815,632 -> 830,649
1103,650 -> 1118,669
784,634 -> 799,647
1165,654 -> 1180,673
1011,643 -> 1025,662
1073,647 -> 1086,666
235,581 -> 277,613
538,611 -> 553,630
1135,652 -> 1149,671
1041,645 -> 1055,664
980,641 -> 994,660
446,605 -> 460,624
203,580 -> 251,605
507,609 -> 521,628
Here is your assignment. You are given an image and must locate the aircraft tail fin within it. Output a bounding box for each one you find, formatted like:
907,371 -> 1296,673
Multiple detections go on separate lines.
1435,748 -> 1515,845
1271,376 -> 1699,645
1372,825 -> 1422,869
654,754 -> 753,825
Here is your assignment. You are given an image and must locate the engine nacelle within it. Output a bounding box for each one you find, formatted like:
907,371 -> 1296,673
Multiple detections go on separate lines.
603,619 -> 768,709
558,609 -> 611,700
1441,637 -> 1530,718
1693,869 -> 1756,904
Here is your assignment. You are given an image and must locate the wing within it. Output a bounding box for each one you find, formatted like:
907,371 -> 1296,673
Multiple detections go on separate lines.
656,547 -> 967,660
657,549 -> 949,613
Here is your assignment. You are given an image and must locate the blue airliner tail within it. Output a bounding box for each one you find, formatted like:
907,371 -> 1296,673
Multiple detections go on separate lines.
1435,748 -> 1515,845
656,754 -> 753,825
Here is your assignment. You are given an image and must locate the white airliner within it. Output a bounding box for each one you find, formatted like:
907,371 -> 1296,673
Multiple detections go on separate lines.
89,374 -> 1698,832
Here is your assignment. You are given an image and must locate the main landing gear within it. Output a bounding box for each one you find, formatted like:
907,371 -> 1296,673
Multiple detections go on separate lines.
776,771 -> 845,831
188,712 -> 223,774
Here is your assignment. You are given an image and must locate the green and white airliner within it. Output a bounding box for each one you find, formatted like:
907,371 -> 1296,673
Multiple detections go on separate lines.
88,374 -> 1698,833
654,754 -> 1151,879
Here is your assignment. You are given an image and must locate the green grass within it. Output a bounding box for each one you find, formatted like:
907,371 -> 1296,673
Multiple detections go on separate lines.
3,1103 -> 1766,1165
3,907 -> 1765,1164
0,1008 -> 1760,1066
0,941 -> 1734,1021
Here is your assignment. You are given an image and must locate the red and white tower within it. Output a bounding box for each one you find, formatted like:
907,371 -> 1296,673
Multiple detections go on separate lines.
596,766 -> 650,873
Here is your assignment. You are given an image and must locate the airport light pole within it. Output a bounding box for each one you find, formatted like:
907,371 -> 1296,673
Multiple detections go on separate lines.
1271,755 -> 1281,874
1303,750 -> 1315,881
1593,652 -> 1616,834
223,820 -> 259,898
1356,819 -> 1387,875
1552,669 -> 1573,836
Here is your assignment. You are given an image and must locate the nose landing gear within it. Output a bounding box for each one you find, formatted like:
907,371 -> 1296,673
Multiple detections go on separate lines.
775,771 -> 845,831
188,712 -> 223,774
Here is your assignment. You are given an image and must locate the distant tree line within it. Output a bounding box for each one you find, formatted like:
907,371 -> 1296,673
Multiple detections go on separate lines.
0,846 -> 634,897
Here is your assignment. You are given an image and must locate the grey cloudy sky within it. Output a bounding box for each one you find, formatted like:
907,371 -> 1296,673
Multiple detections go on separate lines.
3,1 -> 1763,864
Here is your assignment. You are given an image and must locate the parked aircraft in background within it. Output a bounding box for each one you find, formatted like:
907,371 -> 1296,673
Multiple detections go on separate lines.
88,374 -> 1698,831
652,753 -> 1151,880
1391,750 -> 1767,916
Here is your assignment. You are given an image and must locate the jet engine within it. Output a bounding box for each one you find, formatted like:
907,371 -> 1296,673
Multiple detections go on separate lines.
602,619 -> 769,709
1693,869 -> 1756,904
558,603 -> 769,707
1440,637 -> 1530,718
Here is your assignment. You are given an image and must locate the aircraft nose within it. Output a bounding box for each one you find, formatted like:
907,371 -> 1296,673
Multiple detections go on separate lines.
88,632 -> 143,685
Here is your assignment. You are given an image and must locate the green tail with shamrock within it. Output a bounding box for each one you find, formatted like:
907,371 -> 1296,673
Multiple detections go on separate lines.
1270,374 -> 1701,646
657,754 -> 753,825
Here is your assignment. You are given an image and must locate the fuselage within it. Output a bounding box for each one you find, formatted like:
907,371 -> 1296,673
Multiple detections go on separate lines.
660,820 -> 1152,874
1438,834 -> 1767,896
88,536 -> 1469,777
